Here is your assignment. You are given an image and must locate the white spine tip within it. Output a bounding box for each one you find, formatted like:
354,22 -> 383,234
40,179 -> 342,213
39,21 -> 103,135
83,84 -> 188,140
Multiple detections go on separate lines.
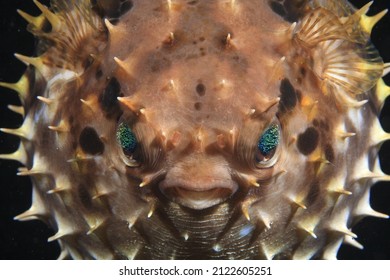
182,232 -> 189,241
104,18 -> 114,32
301,226 -> 317,238
344,235 -> 364,250
48,232 -> 65,242
14,210 -> 39,222
289,22 -> 297,34
37,96 -> 53,105
213,244 -> 222,252
250,180 -> 260,188
293,200 -> 307,210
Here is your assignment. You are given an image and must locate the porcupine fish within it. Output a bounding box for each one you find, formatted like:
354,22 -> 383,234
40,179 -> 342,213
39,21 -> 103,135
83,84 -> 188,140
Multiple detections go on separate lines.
0,0 -> 389,259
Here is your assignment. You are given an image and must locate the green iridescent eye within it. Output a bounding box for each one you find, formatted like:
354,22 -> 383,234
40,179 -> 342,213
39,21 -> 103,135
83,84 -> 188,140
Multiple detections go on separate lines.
116,122 -> 137,154
256,123 -> 280,166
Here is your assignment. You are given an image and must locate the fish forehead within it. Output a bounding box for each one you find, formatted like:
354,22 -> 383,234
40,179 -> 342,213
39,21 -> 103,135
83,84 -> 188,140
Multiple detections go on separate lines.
110,0 -> 288,131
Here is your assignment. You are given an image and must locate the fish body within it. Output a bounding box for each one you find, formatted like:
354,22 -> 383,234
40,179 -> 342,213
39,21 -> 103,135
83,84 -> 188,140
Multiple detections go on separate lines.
0,0 -> 389,259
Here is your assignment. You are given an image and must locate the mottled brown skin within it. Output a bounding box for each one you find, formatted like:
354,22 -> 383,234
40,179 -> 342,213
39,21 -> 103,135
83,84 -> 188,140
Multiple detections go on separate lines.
1,0 -> 388,259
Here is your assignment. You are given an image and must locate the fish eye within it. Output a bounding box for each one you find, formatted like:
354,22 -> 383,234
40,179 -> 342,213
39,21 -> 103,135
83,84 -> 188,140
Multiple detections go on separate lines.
116,121 -> 139,167
255,123 -> 280,168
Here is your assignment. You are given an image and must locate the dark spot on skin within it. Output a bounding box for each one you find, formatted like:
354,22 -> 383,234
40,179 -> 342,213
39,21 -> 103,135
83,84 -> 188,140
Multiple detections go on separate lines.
199,37 -> 205,42
268,0 -> 308,23
79,127 -> 105,155
83,55 -> 94,71
109,18 -> 119,25
99,77 -> 123,118
269,2 -> 286,17
230,55 -> 249,72
324,144 -> 335,162
92,0 -> 133,23
188,0 -> 198,5
120,0 -> 133,14
150,56 -> 172,72
95,69 -> 103,80
78,184 -> 93,209
313,119 -> 329,131
194,102 -> 202,111
68,116 -> 74,127
321,120 -> 330,131
305,180 -> 320,206
297,127 -> 319,155
196,83 -> 206,96
279,78 -> 298,113
300,66 -> 306,77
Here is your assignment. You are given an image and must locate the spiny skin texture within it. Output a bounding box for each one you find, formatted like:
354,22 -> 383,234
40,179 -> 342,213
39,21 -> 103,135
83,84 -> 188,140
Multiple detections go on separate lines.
0,0 -> 390,259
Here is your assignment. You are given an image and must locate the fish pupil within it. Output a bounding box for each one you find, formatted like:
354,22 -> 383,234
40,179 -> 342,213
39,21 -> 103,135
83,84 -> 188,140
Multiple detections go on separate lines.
257,124 -> 279,162
116,122 -> 137,154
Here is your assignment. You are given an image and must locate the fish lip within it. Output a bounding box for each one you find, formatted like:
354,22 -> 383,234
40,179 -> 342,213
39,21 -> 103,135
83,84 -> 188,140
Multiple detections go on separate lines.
159,180 -> 238,210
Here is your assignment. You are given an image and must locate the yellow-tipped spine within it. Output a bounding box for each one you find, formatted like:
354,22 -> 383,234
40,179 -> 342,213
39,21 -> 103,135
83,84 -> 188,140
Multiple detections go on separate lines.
376,78 -> 390,108
33,0 -> 61,31
0,143 -> 28,165
17,9 -> 46,29
7,105 -> 25,116
361,9 -> 388,34
0,74 -> 29,102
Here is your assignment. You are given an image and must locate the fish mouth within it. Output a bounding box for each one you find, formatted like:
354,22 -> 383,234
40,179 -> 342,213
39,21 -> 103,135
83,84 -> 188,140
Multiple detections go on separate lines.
159,181 -> 238,210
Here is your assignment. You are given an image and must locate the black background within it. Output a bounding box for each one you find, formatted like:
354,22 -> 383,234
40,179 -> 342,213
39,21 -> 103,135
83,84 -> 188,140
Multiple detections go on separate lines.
0,0 -> 389,260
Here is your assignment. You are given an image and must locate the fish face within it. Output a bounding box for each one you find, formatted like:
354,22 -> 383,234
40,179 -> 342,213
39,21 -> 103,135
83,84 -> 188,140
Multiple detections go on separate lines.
0,0 -> 389,259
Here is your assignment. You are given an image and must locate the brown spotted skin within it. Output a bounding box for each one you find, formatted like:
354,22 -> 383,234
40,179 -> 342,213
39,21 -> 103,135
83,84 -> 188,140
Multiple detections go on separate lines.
0,0 -> 389,259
